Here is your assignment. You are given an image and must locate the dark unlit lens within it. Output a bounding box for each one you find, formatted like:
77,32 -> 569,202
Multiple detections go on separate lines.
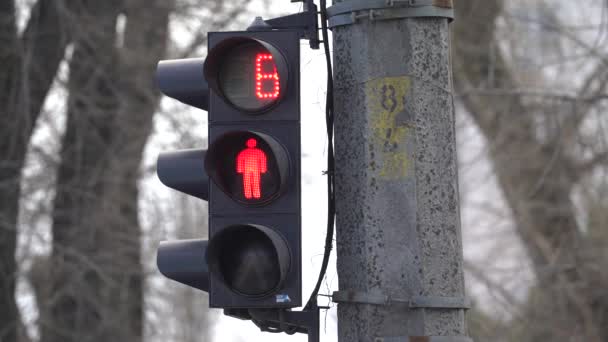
218,228 -> 280,296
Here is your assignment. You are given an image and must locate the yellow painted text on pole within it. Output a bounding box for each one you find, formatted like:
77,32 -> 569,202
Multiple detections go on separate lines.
365,76 -> 412,180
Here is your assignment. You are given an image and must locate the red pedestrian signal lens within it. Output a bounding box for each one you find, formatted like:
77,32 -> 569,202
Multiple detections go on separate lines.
205,132 -> 289,206
236,138 -> 267,199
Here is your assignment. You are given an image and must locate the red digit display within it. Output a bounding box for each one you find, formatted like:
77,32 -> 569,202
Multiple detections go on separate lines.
255,53 -> 280,100
236,138 -> 268,199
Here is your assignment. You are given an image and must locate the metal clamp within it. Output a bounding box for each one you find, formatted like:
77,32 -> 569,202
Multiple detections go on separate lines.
409,295 -> 471,309
326,0 -> 454,28
247,0 -> 320,49
386,0 -> 428,7
332,290 -> 470,309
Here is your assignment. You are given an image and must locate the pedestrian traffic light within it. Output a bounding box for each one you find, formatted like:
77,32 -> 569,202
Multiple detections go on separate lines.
155,30 -> 301,310
153,0 -> 324,336
204,30 -> 301,308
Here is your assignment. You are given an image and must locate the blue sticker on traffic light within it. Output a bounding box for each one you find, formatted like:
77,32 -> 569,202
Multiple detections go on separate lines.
276,294 -> 292,303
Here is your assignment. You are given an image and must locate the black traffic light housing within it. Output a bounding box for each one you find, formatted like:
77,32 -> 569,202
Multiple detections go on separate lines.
155,3 -> 320,339
204,30 -> 301,309
155,30 -> 302,308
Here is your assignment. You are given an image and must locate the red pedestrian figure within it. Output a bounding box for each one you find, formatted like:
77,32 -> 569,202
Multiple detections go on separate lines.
236,138 -> 267,199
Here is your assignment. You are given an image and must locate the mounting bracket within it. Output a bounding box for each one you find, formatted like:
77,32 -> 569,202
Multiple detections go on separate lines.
247,0 -> 320,49
224,304 -> 320,342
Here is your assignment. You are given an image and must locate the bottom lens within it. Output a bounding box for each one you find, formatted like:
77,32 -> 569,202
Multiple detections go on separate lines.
208,225 -> 290,297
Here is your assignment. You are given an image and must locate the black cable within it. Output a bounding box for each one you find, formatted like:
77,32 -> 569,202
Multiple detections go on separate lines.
304,0 -> 335,311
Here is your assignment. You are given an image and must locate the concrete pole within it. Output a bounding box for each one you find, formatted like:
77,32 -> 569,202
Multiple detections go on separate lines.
330,2 -> 470,341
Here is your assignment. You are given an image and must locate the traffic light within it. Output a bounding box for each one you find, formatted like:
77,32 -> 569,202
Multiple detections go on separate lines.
155,30 -> 301,310
204,30 -> 301,308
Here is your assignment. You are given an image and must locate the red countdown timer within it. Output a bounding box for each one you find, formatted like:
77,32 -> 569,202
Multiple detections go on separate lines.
217,43 -> 286,112
255,54 -> 280,100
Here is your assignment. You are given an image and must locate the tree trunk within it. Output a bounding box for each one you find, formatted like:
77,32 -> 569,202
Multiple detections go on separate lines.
0,1 -> 72,340
0,4 -> 22,339
40,1 -> 170,341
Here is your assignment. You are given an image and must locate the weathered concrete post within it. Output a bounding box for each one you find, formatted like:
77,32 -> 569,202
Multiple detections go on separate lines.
329,1 -> 471,341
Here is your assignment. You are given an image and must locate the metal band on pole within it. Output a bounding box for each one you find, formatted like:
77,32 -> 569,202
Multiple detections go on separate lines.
332,290 -> 471,309
375,336 -> 474,342
327,0 -> 454,28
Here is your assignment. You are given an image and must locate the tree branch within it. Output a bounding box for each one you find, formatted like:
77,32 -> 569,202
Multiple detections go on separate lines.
177,0 -> 252,58
576,151 -> 608,176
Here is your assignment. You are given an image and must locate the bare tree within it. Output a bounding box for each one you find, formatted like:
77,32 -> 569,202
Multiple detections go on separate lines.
29,1 -> 171,341
453,0 -> 608,340
19,1 -> 255,341
0,1 -> 74,340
